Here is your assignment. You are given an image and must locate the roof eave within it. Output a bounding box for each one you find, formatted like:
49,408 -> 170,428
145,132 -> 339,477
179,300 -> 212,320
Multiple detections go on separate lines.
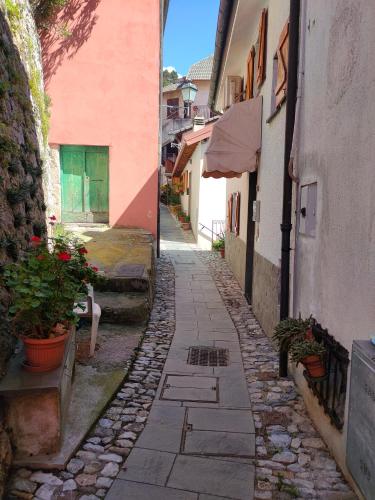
208,0 -> 236,109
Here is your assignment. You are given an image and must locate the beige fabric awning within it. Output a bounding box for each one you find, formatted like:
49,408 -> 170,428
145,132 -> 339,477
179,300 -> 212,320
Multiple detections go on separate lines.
203,96 -> 262,179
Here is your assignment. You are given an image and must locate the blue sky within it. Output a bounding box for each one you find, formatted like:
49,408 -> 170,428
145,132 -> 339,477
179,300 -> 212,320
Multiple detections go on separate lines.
163,0 -> 220,76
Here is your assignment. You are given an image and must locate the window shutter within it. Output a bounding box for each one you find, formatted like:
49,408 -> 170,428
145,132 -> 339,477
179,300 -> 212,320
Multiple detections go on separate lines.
227,195 -> 233,231
235,193 -> 241,236
256,9 -> 268,87
275,21 -> 289,106
246,46 -> 255,100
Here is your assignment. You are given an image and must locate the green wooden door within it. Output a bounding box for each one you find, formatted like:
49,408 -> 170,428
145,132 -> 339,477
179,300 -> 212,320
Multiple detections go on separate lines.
61,145 -> 109,223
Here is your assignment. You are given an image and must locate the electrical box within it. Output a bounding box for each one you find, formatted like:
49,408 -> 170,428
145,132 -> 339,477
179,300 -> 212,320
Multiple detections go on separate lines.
299,182 -> 317,236
347,341 -> 375,498
252,200 -> 260,222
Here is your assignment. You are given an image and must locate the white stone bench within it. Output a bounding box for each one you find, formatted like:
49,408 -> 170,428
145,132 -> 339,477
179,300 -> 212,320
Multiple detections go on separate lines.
73,284 -> 101,357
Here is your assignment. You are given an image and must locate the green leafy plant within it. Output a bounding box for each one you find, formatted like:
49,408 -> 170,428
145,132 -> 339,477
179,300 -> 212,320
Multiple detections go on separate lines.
3,235 -> 100,339
212,237 -> 225,251
168,192 -> 180,206
6,182 -> 30,205
32,0 -> 69,29
184,215 -> 190,223
272,317 -> 312,347
289,339 -> 326,366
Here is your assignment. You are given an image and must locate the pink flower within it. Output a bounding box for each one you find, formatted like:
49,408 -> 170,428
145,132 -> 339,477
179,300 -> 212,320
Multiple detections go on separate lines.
57,251 -> 71,261
49,215 -> 57,221
91,266 -> 99,272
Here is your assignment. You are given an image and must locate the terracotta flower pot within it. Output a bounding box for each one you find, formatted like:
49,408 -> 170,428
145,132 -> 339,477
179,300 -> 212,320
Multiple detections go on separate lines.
302,354 -> 325,378
220,248 -> 225,258
181,222 -> 191,230
23,331 -> 69,372
178,216 -> 185,222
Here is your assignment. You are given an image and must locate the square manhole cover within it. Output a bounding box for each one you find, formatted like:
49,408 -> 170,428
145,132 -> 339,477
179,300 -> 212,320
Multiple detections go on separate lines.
187,347 -> 229,367
160,375 -> 218,402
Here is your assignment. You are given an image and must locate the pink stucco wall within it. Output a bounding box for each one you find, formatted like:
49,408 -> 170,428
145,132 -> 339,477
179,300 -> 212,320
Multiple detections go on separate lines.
42,0 -> 161,235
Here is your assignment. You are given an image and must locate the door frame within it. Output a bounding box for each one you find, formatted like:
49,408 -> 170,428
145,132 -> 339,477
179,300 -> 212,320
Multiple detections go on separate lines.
244,171 -> 258,303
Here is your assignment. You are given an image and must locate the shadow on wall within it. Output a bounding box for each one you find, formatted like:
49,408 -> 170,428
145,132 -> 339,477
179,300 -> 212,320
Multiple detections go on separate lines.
40,0 -> 101,84
111,170 -> 158,235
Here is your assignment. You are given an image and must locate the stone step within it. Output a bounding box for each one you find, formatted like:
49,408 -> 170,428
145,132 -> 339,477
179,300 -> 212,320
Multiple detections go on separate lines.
95,291 -> 150,325
97,275 -> 149,294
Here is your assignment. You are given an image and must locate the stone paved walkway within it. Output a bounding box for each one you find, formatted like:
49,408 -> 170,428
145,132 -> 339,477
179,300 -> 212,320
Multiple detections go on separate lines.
106,206 -> 256,499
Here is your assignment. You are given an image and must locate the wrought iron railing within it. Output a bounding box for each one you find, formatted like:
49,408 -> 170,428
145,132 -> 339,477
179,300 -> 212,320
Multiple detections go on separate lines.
303,322 -> 350,430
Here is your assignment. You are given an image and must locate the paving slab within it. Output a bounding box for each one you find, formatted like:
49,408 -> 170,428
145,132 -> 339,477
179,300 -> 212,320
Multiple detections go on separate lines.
135,423 -> 183,453
183,430 -> 255,457
106,480 -> 198,500
187,408 -> 255,433
118,448 -> 175,485
167,455 -> 254,499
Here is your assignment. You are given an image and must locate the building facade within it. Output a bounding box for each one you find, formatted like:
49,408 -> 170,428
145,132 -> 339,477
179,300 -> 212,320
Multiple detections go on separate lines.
208,0 -> 375,494
42,0 -> 167,235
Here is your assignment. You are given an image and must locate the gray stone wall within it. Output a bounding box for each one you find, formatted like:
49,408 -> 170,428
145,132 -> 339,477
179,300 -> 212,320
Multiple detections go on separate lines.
0,1 -> 50,494
252,251 -> 280,338
225,231 -> 247,290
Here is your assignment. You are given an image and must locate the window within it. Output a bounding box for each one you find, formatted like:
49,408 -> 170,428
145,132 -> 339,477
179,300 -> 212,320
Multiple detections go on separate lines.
227,193 -> 240,236
256,9 -> 268,88
167,98 -> 179,118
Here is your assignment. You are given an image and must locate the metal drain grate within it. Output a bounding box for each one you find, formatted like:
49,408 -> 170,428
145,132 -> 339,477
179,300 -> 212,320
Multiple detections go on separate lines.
188,347 -> 229,367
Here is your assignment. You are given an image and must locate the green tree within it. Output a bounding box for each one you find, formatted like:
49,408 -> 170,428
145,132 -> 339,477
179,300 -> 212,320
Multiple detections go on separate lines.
163,68 -> 178,87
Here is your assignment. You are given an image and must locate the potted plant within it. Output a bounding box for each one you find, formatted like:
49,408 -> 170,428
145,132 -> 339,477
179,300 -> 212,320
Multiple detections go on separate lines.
181,215 -> 191,230
178,210 -> 186,223
3,235 -> 99,372
272,317 -> 312,348
289,338 -> 326,378
212,237 -> 225,258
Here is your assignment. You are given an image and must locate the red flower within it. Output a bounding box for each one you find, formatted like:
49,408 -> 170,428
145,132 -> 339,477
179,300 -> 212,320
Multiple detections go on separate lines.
31,236 -> 42,246
78,247 -> 88,255
36,255 -> 45,261
57,251 -> 71,261
84,262 -> 89,267
49,215 -> 57,221
91,266 -> 99,272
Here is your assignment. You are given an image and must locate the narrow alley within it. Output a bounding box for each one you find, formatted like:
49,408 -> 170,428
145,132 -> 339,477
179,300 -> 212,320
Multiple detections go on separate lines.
103,206 -> 354,500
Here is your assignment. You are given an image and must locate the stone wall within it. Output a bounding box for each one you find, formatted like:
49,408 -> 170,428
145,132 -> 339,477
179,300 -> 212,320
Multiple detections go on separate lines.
0,0 -> 50,494
225,231 -> 247,291
252,251 -> 280,338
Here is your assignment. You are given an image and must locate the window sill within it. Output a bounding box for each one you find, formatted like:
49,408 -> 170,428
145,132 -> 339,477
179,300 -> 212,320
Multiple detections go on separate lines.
266,96 -> 286,124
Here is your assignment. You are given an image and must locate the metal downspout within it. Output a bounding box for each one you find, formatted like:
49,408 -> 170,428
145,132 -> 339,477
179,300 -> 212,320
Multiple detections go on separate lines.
279,0 -> 301,377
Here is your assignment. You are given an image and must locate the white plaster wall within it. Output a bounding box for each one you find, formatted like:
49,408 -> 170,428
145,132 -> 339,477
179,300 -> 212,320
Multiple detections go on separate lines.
288,1 -> 375,486
217,0 -> 289,274
198,141 -> 226,250
192,80 -> 210,108
294,0 -> 375,352
180,142 -> 226,250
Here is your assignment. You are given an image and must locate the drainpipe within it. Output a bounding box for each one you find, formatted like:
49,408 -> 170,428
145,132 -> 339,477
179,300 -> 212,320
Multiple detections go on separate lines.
279,0 -> 301,377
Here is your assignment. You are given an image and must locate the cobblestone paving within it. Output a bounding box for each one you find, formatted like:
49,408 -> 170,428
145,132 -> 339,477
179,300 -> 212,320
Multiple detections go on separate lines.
198,250 -> 357,500
8,254 -> 175,500
8,209 -> 358,500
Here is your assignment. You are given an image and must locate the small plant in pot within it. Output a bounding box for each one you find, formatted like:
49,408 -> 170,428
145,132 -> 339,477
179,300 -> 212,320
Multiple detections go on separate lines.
181,215 -> 191,230
290,339 -> 326,379
212,237 -> 225,257
273,317 -> 312,349
3,234 -> 99,372
178,210 -> 186,223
